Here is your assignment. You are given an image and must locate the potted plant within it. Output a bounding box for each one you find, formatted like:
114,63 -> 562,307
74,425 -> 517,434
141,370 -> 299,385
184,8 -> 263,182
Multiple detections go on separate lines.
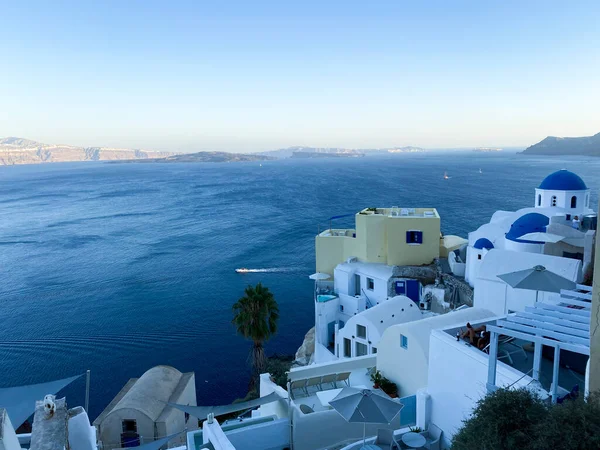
370,369 -> 383,389
380,377 -> 399,398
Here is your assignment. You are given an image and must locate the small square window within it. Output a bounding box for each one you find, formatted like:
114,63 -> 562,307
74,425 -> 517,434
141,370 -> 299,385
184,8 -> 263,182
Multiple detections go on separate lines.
477,254 -> 482,260
367,277 -> 374,290
356,342 -> 368,357
372,347 -> 377,354
357,324 -> 366,339
406,230 -> 423,244
400,334 -> 408,349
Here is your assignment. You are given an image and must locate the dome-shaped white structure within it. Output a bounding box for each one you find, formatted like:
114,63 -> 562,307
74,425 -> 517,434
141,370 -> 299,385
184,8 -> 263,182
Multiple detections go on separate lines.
534,169 -> 590,214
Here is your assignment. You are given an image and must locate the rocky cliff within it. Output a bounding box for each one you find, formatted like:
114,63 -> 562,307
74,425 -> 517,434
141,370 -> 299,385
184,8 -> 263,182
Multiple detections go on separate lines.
0,137 -> 174,165
522,132 -> 600,156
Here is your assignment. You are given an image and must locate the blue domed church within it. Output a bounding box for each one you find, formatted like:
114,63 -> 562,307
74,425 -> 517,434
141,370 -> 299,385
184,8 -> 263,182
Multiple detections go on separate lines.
463,169 -> 595,288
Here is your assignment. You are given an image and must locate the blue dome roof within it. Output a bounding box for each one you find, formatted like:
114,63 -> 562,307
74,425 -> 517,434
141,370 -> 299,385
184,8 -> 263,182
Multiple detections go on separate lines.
538,170 -> 587,191
474,238 -> 494,250
506,213 -> 549,243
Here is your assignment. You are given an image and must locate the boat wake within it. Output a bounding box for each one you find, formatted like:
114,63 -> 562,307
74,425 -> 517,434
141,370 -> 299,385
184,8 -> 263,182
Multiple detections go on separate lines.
235,267 -> 295,273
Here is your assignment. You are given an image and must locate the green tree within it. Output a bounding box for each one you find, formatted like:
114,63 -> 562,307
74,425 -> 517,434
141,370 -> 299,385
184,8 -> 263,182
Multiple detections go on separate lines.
451,388 -> 547,450
232,283 -> 279,388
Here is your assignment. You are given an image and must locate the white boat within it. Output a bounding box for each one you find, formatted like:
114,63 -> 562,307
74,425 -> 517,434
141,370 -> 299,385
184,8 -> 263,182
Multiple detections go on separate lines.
443,171 -> 450,180
235,268 -> 250,273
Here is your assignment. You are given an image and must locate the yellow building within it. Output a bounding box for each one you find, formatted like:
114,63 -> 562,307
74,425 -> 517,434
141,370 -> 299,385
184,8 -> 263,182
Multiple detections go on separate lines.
316,207 -> 442,275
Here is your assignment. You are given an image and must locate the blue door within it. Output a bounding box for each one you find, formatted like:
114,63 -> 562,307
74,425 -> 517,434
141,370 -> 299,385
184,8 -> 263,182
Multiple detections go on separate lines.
395,280 -> 406,295
406,280 -> 420,303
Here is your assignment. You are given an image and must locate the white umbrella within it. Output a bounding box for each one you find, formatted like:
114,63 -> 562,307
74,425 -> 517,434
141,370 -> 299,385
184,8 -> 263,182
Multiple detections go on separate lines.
309,272 -> 330,280
329,388 -> 403,449
518,232 -> 564,243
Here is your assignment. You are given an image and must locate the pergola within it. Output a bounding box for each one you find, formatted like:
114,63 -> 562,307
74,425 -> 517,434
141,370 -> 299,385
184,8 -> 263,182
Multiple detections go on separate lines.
486,285 -> 591,403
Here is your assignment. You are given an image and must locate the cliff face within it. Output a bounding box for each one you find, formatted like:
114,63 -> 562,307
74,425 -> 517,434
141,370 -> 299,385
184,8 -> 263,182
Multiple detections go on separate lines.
522,132 -> 600,156
0,137 -> 174,165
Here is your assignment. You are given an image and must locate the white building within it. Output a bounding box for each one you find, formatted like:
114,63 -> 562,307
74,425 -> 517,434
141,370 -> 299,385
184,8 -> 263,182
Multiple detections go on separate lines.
314,260 -> 430,363
465,169 -> 596,287
376,308 -> 497,398
93,366 -> 197,449
474,249 -> 582,316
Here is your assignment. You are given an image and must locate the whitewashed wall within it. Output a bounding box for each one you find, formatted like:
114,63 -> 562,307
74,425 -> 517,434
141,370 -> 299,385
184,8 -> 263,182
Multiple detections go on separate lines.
427,330 -> 537,448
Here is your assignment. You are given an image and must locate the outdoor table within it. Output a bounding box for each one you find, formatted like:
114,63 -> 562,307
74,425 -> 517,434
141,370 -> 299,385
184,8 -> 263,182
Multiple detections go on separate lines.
401,431 -> 426,448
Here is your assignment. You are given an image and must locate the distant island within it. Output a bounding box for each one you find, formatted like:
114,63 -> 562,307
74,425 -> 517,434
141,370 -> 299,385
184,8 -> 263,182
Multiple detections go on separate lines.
522,132 -> 600,157
291,150 -> 364,159
473,147 -> 503,153
0,137 -> 175,165
258,146 -> 425,159
119,151 -> 274,163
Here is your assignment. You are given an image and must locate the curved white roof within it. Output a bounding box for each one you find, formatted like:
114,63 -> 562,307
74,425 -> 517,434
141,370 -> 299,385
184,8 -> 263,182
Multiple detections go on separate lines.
478,249 -> 581,283
381,307 -> 497,361
110,365 -> 183,421
354,295 -> 422,335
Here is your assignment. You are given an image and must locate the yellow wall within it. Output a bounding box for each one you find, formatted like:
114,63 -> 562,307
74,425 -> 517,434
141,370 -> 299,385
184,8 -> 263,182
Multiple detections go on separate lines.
386,216 -> 440,266
316,209 -> 441,272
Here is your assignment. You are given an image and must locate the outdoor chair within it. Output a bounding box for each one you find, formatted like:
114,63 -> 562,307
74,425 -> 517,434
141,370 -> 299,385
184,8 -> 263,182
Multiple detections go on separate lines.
336,372 -> 351,386
320,373 -> 337,389
305,376 -> 322,394
421,423 -> 442,450
289,379 -> 307,398
373,428 -> 400,449
299,404 -> 314,414
482,335 -> 527,365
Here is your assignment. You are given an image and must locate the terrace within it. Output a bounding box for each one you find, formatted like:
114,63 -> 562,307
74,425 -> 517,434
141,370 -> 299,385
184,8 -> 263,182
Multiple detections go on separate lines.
442,288 -> 590,403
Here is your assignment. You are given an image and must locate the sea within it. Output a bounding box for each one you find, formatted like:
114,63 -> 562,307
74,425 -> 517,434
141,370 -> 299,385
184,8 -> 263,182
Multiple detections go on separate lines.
0,153 -> 598,420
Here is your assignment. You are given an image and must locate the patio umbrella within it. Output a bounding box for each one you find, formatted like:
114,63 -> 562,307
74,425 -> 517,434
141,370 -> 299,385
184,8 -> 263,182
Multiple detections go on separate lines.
518,232 -> 564,243
329,388 -> 403,450
309,272 -> 330,280
498,265 -> 576,293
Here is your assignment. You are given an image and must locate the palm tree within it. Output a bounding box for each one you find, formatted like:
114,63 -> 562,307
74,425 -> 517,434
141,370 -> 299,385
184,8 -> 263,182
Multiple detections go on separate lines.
232,283 -> 279,388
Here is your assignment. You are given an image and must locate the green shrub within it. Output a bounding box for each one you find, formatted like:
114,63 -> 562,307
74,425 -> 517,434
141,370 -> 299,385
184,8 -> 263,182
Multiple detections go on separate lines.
451,388 -> 547,450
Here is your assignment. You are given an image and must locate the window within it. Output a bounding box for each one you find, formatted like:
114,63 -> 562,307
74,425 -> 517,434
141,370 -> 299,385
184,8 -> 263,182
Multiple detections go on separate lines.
343,338 -> 351,357
400,334 -> 408,349
477,254 -> 482,260
406,230 -> 423,244
586,193 -> 590,207
357,324 -> 366,339
372,347 -> 377,354
340,304 -> 344,312
551,195 -> 557,206
571,196 -> 577,208
366,277 -> 374,290
185,412 -> 190,423
122,420 -> 137,433
566,214 -> 571,221
356,342 -> 368,357
537,194 -> 541,206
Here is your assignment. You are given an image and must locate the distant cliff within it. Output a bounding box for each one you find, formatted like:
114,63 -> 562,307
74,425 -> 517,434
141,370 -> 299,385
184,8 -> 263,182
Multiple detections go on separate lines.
260,145 -> 424,158
522,132 -> 600,156
0,137 -> 174,165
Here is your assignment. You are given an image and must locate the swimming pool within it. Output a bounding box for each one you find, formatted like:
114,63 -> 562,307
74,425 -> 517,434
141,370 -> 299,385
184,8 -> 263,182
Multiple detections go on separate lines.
317,294 -> 338,303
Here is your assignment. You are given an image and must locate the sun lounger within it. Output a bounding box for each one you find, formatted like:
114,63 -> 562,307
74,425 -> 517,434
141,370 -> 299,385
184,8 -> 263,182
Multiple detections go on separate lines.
335,372 -> 351,386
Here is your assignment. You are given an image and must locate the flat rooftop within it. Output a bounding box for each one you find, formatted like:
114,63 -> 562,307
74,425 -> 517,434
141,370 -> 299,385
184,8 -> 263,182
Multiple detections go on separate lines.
358,207 -> 439,218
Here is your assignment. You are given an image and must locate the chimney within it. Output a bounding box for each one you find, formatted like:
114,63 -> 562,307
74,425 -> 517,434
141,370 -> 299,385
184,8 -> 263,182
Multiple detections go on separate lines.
30,395 -> 68,450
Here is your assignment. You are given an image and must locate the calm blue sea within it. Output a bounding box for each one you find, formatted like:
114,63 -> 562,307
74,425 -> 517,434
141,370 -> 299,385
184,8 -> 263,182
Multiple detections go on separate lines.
0,153 -> 598,420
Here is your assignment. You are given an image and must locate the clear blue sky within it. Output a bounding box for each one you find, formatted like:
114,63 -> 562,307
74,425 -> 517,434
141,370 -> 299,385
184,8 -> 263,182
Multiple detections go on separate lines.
1,1 -> 598,152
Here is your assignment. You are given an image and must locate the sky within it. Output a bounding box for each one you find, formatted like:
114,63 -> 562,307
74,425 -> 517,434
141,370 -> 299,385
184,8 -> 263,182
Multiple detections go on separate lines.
0,1 -> 599,152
